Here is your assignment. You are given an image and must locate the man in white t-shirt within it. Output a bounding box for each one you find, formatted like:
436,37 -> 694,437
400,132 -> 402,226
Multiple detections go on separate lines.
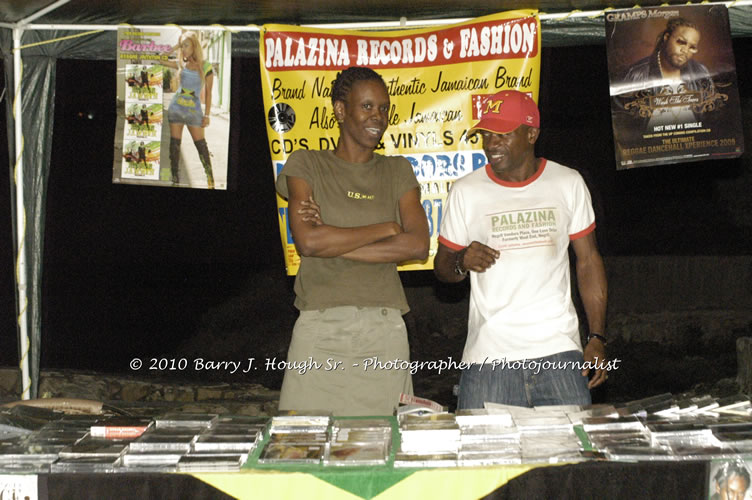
434,90 -> 609,409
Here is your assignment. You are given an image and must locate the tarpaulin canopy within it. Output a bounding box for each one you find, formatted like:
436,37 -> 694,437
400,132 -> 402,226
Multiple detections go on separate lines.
2,0 -> 752,399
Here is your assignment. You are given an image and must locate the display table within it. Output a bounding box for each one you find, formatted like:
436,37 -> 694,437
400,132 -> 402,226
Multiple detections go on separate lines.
37,460 -> 709,499
0,413 -> 726,499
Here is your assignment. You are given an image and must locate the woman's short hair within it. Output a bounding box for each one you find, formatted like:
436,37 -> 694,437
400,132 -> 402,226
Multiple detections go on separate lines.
331,67 -> 387,106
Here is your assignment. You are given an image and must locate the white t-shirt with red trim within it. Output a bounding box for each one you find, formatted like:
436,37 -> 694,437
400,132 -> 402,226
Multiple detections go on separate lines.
438,159 -> 596,363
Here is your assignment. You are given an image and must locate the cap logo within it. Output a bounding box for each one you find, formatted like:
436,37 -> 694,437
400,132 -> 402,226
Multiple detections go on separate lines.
483,99 -> 502,116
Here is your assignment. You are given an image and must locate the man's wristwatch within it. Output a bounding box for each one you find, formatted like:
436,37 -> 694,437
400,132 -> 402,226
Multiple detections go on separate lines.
587,333 -> 608,346
454,249 -> 468,276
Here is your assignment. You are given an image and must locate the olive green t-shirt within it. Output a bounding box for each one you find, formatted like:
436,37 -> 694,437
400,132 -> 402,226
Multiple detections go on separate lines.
276,149 -> 419,314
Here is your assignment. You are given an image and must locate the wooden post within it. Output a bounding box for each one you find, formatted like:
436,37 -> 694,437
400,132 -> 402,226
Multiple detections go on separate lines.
738,337 -> 752,394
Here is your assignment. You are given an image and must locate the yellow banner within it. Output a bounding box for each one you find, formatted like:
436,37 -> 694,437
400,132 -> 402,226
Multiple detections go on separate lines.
260,11 -> 541,274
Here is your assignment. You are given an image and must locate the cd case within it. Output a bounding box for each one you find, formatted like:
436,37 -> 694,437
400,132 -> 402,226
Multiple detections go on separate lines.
257,443 -> 324,464
324,442 -> 389,466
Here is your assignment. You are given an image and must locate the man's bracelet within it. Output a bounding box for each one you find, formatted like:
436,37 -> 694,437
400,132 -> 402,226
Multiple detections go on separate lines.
454,249 -> 468,276
587,333 -> 608,346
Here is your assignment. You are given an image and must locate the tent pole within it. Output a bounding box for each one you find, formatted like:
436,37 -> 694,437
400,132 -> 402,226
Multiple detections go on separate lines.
12,26 -> 32,400
21,0 -> 71,25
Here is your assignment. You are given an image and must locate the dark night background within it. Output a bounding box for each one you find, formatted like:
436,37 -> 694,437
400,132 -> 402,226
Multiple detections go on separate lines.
0,39 -> 750,402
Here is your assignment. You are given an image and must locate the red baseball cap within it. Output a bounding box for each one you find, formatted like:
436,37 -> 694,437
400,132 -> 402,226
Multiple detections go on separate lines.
468,90 -> 540,136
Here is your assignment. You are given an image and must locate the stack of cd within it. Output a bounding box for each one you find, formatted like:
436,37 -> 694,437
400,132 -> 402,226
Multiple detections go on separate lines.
520,431 -> 583,463
0,414 -> 135,473
398,413 -> 461,453
710,422 -> 752,453
515,414 -> 572,433
504,406 -> 582,463
51,434 -> 130,473
324,418 -> 392,466
177,453 -> 250,472
268,411 -> 331,434
211,414 -> 270,434
129,429 -> 198,452
455,408 -> 514,428
581,415 -> 645,433
258,412 -> 331,465
602,443 -> 674,462
647,420 -> 713,447
154,412 -> 218,430
455,409 -> 520,466
709,394 -> 752,418
192,415 -> 266,453
644,419 -> 730,459
579,394 -> 752,461
613,393 -> 674,418
582,413 -> 653,461
176,415 -> 268,472
587,428 -> 652,451
0,440 -> 63,473
121,425 -> 201,471
0,412 -> 35,441
27,420 -> 92,447
191,432 -> 259,454
394,413 -> 460,467
258,432 -> 328,465
566,405 -> 619,426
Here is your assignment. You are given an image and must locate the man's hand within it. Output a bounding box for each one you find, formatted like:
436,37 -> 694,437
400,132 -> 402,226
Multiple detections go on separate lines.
582,338 -> 608,389
460,241 -> 500,273
298,196 -> 323,226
